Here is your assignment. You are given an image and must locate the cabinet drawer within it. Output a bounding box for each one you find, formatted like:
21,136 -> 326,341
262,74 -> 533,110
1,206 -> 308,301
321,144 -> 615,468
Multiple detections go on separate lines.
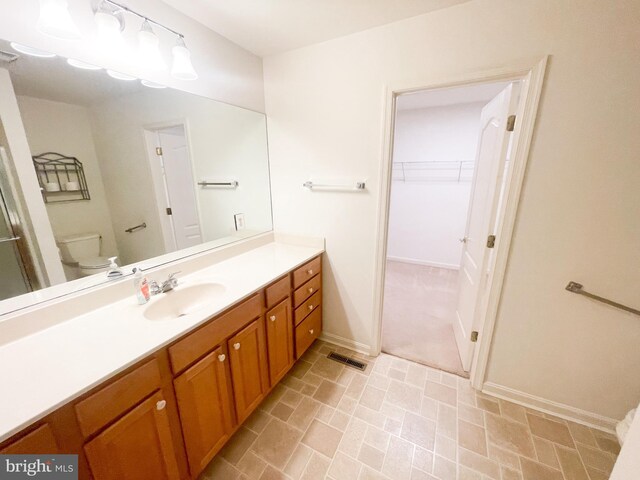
293,274 -> 321,308
265,275 -> 291,309
295,308 -> 321,359
292,256 -> 322,289
169,293 -> 263,374
75,359 -> 162,437
294,290 -> 321,326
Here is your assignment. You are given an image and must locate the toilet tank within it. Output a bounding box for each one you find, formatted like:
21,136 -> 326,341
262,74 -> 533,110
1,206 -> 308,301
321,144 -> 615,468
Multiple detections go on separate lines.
56,233 -> 101,263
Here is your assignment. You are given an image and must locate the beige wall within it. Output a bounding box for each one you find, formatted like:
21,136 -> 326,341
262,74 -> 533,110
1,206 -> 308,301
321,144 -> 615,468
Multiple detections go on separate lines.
264,0 -> 640,421
0,0 -> 264,112
17,96 -> 119,271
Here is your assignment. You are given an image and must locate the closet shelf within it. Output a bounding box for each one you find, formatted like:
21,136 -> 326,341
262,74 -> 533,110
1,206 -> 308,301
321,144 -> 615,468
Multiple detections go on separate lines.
392,160 -> 474,183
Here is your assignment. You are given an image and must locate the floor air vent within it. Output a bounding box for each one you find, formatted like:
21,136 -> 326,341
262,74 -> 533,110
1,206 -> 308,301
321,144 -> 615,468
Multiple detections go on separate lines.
327,351 -> 368,371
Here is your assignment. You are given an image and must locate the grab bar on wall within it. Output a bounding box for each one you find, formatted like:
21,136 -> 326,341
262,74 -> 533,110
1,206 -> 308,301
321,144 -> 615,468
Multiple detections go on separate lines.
125,222 -> 146,233
303,181 -> 366,191
565,281 -> 640,316
197,181 -> 239,188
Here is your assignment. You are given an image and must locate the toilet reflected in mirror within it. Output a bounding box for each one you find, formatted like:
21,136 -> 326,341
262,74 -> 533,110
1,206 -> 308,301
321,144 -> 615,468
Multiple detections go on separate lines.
56,232 -> 110,280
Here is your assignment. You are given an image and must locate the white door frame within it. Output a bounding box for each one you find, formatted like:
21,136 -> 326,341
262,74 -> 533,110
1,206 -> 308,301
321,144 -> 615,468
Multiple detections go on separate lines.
371,56 -> 548,389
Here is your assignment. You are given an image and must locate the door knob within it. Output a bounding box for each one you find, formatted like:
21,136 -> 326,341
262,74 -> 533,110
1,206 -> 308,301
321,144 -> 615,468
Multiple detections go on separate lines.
459,237 -> 469,243
270,315 -> 276,322
218,354 -> 226,362
233,343 -> 241,350
156,400 -> 167,411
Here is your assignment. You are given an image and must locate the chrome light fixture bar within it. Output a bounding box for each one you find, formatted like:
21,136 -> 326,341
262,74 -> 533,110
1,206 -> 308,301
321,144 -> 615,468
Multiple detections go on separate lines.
96,0 -> 198,80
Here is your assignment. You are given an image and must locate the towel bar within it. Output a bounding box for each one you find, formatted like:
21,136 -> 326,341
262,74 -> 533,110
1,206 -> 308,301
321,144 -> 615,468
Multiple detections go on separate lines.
565,281 -> 640,316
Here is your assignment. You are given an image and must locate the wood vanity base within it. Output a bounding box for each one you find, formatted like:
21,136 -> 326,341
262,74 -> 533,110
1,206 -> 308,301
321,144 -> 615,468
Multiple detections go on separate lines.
0,255 -> 323,480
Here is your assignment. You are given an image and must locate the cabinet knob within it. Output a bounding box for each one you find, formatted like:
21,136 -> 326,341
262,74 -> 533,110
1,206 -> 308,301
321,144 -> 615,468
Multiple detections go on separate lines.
307,269 -> 313,275
308,287 -> 313,293
233,342 -> 241,350
156,400 -> 167,411
309,329 -> 314,335
218,354 -> 226,362
270,315 -> 276,322
308,304 -> 314,311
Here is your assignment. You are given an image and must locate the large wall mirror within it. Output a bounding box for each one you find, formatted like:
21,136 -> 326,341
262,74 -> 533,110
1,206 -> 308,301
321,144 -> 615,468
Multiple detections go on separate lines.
0,39 -> 273,308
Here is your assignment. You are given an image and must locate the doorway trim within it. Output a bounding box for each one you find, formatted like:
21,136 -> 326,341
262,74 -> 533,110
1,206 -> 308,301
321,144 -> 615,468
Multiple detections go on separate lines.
371,56 -> 548,389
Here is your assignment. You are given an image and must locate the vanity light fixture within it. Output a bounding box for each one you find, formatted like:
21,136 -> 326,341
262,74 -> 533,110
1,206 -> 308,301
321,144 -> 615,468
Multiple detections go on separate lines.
94,0 -> 125,48
67,58 -> 102,70
10,42 -> 56,58
138,19 -> 166,71
37,0 -> 81,40
171,36 -> 198,81
141,80 -> 167,89
107,69 -> 137,81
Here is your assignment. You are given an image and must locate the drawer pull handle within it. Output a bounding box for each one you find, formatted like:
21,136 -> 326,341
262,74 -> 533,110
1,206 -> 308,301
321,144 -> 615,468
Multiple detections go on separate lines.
307,269 -> 314,275
270,315 -> 276,322
308,287 -> 313,293
309,329 -> 314,335
218,354 -> 226,362
308,304 -> 314,311
156,400 -> 167,411
233,342 -> 241,350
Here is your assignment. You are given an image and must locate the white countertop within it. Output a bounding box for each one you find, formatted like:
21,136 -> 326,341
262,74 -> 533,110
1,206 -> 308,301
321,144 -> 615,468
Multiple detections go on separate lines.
0,240 -> 323,443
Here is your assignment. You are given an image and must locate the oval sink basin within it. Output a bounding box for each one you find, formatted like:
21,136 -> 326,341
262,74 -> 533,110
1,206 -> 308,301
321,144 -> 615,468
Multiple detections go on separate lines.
143,283 -> 226,321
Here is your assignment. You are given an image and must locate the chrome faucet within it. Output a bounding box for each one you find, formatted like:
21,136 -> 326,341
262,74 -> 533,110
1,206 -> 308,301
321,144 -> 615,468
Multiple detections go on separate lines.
149,272 -> 180,295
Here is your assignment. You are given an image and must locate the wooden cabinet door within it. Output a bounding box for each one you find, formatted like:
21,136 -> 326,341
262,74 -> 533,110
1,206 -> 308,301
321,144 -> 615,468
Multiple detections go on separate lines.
174,346 -> 235,477
84,391 -> 181,480
1,424 -> 59,454
266,298 -> 293,385
228,319 -> 269,423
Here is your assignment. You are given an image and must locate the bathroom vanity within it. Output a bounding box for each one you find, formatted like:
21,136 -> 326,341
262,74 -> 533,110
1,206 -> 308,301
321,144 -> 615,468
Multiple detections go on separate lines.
0,237 -> 324,480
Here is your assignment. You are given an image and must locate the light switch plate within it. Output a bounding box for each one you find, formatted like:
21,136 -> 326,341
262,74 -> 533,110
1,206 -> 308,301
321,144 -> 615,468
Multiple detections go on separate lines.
234,213 -> 245,230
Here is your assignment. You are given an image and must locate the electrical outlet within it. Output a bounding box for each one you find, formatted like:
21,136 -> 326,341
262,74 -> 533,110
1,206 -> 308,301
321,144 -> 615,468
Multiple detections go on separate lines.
234,213 -> 245,231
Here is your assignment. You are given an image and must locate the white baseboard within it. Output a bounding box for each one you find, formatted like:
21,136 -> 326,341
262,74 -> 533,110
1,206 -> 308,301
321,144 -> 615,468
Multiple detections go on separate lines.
319,332 -> 372,356
482,382 -> 618,433
386,256 -> 459,270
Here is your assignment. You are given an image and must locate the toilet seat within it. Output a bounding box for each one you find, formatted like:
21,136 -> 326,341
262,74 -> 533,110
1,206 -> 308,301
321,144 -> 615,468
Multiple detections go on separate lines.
79,256 -> 110,270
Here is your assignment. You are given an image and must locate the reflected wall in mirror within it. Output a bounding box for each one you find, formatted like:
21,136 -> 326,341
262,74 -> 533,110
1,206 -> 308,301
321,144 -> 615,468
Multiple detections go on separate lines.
0,39 -> 273,303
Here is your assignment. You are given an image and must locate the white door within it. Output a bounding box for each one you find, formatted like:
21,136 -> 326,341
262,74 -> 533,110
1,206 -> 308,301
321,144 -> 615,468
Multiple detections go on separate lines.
157,127 -> 203,250
453,83 -> 519,371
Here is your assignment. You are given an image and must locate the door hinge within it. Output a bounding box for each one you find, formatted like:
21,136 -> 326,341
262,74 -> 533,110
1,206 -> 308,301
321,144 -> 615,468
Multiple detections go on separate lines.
486,235 -> 496,248
506,115 -> 516,132
471,331 -> 479,343
155,147 -> 163,156
166,207 -> 172,215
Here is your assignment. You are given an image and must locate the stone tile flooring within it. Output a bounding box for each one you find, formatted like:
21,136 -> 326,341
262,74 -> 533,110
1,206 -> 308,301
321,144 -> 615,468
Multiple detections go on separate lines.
200,341 -> 619,480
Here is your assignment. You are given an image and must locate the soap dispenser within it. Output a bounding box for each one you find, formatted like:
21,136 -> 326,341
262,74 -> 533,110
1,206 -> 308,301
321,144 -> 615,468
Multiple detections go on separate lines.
133,267 -> 150,304
106,256 -> 124,279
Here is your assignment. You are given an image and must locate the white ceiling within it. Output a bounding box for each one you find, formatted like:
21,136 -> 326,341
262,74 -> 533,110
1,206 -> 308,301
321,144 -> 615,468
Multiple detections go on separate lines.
160,0 -> 471,57
396,81 -> 511,110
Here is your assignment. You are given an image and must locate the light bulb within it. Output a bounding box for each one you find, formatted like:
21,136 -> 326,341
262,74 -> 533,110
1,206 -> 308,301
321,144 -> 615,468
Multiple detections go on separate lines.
138,20 -> 166,71
10,43 -> 56,58
171,36 -> 198,81
37,0 -> 81,40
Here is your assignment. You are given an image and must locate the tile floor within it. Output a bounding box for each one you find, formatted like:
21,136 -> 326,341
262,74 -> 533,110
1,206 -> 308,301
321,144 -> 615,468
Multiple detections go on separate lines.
382,261 -> 465,376
199,341 -> 619,480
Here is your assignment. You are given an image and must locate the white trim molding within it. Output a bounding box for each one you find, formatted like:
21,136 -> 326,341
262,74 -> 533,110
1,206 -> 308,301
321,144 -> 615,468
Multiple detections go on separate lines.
319,332 -> 372,356
386,256 -> 460,270
483,382 -> 618,433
